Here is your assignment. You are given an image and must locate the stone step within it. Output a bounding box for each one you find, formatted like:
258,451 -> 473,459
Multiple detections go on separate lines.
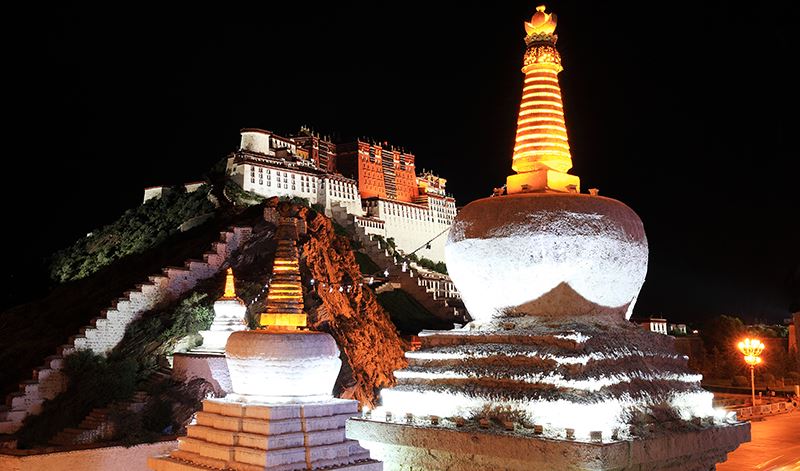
2,225 -> 253,436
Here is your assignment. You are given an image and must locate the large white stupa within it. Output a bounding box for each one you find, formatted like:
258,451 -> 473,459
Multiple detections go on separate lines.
346,5 -> 749,470
150,217 -> 380,471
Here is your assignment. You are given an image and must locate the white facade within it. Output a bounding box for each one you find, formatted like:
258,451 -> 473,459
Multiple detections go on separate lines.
642,318 -> 668,335
229,128 -> 456,263
361,196 -> 455,263
229,129 -> 362,218
231,162 -> 362,217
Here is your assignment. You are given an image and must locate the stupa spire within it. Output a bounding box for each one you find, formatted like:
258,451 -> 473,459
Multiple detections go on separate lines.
221,267 -> 237,299
507,4 -> 580,194
260,217 -> 308,329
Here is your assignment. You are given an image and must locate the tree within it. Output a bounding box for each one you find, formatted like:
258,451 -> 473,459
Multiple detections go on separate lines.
699,315 -> 746,380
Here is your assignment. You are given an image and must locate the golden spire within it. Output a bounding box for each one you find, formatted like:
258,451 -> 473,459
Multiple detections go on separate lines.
507,4 -> 580,194
222,268 -> 237,299
260,218 -> 308,330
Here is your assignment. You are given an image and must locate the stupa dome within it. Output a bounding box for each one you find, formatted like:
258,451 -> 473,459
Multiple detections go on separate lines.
225,330 -> 341,402
446,193 -> 648,323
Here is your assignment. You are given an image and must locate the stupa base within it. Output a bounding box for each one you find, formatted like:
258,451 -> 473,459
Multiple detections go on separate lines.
149,454 -> 381,471
149,397 -> 380,471
347,418 -> 749,471
172,351 -> 232,396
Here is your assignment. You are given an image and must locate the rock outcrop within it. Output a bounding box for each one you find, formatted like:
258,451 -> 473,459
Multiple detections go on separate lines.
272,200 -> 407,407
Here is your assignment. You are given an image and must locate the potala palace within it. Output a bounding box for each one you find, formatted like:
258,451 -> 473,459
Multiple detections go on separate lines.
227,128 -> 457,263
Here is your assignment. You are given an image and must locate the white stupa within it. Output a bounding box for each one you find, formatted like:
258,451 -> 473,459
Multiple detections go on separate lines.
150,217 -> 380,471
197,268 -> 248,352
346,5 -> 749,470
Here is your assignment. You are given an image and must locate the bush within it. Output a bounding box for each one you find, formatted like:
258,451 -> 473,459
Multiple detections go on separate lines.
785,371 -> 800,385
15,351 -> 138,448
112,292 -> 215,363
225,180 -> 266,206
49,185 -> 216,282
280,196 -> 310,207
416,256 -> 448,275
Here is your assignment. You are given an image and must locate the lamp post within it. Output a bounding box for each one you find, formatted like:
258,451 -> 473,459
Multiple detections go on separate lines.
737,338 -> 765,408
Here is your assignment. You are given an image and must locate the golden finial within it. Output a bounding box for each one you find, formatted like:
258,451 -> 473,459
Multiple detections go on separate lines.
524,5 -> 557,36
223,267 -> 237,298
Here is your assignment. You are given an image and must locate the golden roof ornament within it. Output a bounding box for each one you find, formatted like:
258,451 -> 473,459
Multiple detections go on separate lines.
222,267 -> 238,299
524,5 -> 557,37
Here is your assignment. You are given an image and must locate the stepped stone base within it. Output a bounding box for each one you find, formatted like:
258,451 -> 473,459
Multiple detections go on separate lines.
172,352 -> 232,395
347,418 -> 749,471
149,398 -> 380,471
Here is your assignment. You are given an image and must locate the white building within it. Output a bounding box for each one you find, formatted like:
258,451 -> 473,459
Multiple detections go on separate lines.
226,128 -> 456,263
228,129 -> 363,217
633,316 -> 669,335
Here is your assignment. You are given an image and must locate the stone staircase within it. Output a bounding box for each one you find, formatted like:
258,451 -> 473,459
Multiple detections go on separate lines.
332,209 -> 468,324
49,390 -> 151,446
0,227 -> 252,435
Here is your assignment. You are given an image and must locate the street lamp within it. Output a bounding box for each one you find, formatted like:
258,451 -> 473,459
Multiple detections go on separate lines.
737,338 -> 765,407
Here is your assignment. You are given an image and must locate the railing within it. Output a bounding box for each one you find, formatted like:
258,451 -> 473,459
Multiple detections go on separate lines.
733,399 -> 797,420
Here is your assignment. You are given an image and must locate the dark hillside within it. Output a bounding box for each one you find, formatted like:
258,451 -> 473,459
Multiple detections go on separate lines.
0,203 -> 264,398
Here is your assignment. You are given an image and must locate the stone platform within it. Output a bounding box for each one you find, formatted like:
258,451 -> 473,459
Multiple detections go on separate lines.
150,398 -> 380,471
347,418 -> 749,471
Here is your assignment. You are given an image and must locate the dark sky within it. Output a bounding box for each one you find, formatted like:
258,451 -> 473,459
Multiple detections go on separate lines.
2,1 -> 797,323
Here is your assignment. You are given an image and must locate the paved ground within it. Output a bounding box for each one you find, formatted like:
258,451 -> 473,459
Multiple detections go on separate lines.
718,410 -> 800,470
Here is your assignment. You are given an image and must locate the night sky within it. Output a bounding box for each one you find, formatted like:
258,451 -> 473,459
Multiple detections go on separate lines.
2,2 -> 797,323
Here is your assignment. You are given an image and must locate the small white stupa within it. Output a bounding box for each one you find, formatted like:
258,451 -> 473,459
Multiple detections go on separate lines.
198,268 -> 248,351
150,217 -> 381,471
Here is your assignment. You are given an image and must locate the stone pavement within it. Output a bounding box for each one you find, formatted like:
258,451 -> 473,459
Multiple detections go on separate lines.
718,410 -> 800,470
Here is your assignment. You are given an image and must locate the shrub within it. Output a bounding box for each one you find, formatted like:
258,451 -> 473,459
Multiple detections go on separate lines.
225,180 -> 266,206
280,196 -> 310,207
416,256 -> 448,275
15,351 -> 138,448
49,186 -> 216,282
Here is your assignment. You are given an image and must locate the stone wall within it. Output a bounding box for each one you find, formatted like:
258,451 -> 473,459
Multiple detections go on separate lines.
0,227 -> 252,434
172,353 -> 232,396
0,440 -> 178,471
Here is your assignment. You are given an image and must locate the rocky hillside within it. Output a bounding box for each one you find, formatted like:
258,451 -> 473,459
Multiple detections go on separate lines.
295,203 -> 408,406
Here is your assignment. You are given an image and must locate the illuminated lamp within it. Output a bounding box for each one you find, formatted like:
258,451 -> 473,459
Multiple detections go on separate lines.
737,337 -> 765,407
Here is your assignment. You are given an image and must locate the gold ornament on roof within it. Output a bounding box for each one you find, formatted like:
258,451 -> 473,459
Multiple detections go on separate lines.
524,5 -> 557,36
